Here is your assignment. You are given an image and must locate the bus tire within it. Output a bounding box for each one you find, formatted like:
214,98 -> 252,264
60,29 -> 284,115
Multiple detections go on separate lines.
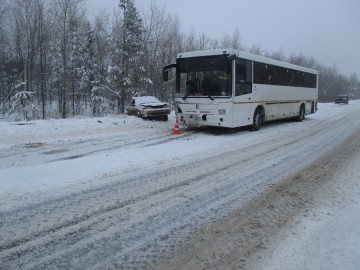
297,105 -> 305,122
252,109 -> 262,131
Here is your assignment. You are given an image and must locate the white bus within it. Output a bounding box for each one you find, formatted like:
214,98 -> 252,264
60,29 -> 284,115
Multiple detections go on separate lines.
163,49 -> 318,131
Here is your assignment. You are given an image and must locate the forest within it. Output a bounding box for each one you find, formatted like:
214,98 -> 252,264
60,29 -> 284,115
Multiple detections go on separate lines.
0,0 -> 359,121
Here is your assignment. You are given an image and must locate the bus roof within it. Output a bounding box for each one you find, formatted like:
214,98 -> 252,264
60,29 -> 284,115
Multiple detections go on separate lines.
177,49 -> 318,75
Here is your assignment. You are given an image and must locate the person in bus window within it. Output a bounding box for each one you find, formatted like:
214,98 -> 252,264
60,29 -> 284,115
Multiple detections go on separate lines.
186,80 -> 197,95
202,70 -> 220,95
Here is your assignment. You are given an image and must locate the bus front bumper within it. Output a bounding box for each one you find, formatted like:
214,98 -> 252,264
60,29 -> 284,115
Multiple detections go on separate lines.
176,113 -> 232,128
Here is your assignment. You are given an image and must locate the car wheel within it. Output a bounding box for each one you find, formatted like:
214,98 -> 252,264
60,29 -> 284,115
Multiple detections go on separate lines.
163,115 -> 168,121
252,109 -> 262,131
298,105 -> 305,122
137,110 -> 142,118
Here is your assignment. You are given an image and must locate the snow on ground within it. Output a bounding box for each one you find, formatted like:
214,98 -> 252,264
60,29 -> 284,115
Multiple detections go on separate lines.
263,188 -> 360,270
253,135 -> 360,270
1,101 -> 360,269
0,102 -> 354,197
0,112 -> 243,199
0,113 -> 164,145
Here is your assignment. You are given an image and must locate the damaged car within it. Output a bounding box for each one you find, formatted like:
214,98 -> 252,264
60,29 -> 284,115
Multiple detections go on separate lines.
127,96 -> 171,120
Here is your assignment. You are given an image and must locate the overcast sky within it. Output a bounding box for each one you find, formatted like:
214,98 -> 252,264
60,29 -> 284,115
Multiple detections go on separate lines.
86,0 -> 360,77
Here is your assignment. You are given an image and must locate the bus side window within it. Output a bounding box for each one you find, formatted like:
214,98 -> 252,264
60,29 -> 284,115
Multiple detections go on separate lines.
236,59 -> 252,96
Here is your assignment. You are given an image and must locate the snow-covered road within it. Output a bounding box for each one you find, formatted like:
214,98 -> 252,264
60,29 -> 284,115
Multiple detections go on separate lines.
1,101 -> 360,269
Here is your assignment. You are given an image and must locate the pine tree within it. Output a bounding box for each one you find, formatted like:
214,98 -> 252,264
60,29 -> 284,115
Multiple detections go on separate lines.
107,0 -> 146,113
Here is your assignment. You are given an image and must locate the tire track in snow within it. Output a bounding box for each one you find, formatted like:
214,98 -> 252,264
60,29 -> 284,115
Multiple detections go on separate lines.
0,130 -> 197,170
150,124 -> 360,270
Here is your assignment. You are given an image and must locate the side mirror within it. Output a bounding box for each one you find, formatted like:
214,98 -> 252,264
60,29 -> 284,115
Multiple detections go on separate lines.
163,70 -> 169,81
163,63 -> 176,81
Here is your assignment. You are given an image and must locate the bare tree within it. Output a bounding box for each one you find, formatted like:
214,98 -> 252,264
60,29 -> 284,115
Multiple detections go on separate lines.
93,9 -> 111,81
7,0 -> 43,120
183,27 -> 197,52
198,32 -> 210,50
349,73 -> 360,99
50,0 -> 86,118
231,27 -> 243,51
141,0 -> 180,102
12,0 -> 39,93
220,32 -> 231,49
0,0 -> 8,49
247,44 -> 266,56
210,37 -> 219,50
269,47 -> 286,61
36,0 -> 51,119
0,0 -> 9,116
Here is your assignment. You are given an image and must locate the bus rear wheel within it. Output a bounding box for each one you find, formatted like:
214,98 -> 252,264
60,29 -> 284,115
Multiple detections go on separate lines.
297,106 -> 305,122
252,109 -> 262,131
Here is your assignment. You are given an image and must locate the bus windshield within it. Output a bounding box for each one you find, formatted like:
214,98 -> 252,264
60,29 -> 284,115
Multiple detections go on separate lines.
176,55 -> 232,98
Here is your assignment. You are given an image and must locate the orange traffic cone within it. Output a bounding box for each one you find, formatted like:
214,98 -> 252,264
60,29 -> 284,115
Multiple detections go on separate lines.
172,120 -> 182,135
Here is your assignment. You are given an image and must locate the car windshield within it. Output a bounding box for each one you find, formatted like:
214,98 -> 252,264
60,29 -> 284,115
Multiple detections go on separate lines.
176,55 -> 232,98
337,95 -> 348,98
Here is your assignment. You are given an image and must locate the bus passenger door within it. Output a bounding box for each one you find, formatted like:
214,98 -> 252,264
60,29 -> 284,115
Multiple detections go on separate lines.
233,59 -> 253,127
235,59 -> 252,96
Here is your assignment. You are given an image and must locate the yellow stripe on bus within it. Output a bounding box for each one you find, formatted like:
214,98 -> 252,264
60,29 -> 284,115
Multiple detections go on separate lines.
233,99 -> 318,104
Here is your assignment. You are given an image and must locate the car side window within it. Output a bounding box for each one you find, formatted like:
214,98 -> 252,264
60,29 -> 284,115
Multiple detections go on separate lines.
131,99 -> 135,106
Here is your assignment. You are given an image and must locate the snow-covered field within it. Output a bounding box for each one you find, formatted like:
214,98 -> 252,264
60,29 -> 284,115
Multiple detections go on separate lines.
1,101 -> 360,269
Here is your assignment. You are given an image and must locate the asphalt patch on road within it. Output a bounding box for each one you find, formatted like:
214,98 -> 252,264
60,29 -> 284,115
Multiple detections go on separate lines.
62,154 -> 85,160
24,142 -> 44,148
43,149 -> 69,155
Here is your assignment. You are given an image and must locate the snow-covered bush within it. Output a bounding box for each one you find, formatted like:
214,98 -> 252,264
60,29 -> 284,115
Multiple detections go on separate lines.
9,90 -> 40,121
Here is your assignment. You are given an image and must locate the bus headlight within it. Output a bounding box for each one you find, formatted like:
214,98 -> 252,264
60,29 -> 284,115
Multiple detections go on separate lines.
218,109 -> 226,115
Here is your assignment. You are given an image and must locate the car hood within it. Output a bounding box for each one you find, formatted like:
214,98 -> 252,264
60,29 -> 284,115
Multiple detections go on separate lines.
139,102 -> 167,107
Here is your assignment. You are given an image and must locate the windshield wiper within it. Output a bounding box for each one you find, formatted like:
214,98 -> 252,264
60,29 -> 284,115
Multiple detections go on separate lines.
183,94 -> 214,100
